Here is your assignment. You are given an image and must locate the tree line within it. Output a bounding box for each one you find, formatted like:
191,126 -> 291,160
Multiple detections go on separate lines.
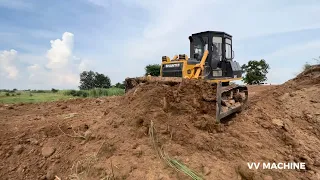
79,70 -> 124,90
30,56 -> 320,91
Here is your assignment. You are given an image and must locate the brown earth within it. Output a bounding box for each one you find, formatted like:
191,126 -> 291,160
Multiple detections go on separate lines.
0,65 -> 320,180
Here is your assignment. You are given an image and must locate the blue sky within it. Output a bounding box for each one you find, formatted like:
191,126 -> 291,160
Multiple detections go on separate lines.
0,0 -> 320,89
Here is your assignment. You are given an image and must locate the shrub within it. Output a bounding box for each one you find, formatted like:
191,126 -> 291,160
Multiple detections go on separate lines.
51,88 -> 59,93
304,63 -> 312,71
82,91 -> 89,97
16,92 -> 21,95
5,92 -> 10,96
11,93 -> 15,96
70,90 -> 77,96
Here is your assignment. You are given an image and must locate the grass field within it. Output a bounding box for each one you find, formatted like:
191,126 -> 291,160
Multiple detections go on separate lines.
0,88 -> 125,104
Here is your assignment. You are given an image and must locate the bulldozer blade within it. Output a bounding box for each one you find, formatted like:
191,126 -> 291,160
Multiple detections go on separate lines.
125,76 -> 184,93
216,82 -> 248,122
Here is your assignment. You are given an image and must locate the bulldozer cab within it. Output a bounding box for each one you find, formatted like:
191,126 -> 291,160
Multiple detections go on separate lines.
189,31 -> 233,62
188,31 -> 241,79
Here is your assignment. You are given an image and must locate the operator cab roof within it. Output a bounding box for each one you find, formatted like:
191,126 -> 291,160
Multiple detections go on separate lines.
191,31 -> 232,39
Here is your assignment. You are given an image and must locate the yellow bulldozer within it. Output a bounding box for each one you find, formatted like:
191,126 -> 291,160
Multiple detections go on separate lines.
125,31 -> 248,122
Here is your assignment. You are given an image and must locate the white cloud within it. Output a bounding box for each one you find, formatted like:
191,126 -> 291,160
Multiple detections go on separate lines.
46,32 -> 74,70
26,32 -> 91,89
78,59 -> 92,72
0,49 -> 19,79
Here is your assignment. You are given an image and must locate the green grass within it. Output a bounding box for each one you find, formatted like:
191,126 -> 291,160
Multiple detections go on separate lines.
63,88 -> 125,98
0,88 -> 125,104
0,91 -> 74,104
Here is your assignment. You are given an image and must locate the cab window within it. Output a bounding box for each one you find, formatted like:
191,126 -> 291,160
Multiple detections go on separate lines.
225,38 -> 232,59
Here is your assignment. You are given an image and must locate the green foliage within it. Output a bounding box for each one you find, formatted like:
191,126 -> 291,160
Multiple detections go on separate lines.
51,88 -> 59,93
0,88 -> 124,104
0,91 -> 73,104
241,59 -> 270,85
303,62 -> 312,71
106,88 -> 125,96
145,64 -> 161,76
304,57 -> 320,71
79,70 -> 111,90
63,88 -> 124,98
31,90 -> 49,93
89,88 -> 106,97
115,82 -> 125,89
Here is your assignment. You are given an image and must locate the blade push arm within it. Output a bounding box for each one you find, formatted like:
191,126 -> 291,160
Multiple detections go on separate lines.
192,50 -> 209,79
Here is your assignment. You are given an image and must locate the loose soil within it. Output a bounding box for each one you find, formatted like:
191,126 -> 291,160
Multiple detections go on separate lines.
0,66 -> 320,180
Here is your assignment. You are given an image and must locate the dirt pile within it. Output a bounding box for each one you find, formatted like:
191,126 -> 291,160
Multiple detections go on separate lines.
0,66 -> 320,180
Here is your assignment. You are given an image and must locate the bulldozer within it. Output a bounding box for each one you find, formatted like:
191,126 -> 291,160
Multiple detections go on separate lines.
125,31 -> 248,122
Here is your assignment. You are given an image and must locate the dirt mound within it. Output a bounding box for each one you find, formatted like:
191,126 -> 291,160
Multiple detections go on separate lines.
292,65 -> 320,85
0,68 -> 320,180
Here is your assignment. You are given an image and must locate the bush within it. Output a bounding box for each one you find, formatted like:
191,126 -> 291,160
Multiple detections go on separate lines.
63,90 -> 89,97
303,63 -> 312,71
63,88 -> 123,98
16,92 -> 21,95
82,91 -> 89,97
51,88 -> 59,93
70,90 -> 77,96
5,92 -> 10,96
115,82 -> 125,89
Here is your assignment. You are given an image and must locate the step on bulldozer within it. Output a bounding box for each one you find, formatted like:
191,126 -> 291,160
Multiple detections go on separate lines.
125,31 -> 248,122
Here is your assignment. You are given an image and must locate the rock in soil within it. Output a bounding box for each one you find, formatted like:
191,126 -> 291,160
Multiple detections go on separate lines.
41,147 -> 56,158
13,145 -> 24,154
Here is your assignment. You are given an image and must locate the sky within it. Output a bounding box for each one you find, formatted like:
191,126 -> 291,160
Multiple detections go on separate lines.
0,0 -> 320,89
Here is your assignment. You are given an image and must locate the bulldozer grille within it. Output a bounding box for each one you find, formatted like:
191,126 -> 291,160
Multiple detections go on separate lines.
162,71 -> 182,77
161,63 -> 183,77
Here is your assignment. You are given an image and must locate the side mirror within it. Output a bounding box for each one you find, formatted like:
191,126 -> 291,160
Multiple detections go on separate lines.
232,50 -> 235,59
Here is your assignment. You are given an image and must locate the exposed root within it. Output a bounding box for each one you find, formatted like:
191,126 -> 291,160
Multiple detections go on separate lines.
58,124 -> 86,140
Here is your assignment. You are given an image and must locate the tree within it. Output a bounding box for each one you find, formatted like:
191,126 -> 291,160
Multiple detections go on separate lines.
79,70 -> 111,90
94,72 -> 111,88
115,82 -> 125,89
79,71 -> 95,90
241,59 -> 270,85
145,64 -> 161,76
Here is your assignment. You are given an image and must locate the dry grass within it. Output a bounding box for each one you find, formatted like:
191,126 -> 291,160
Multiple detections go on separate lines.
68,141 -> 116,180
149,120 -> 204,180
